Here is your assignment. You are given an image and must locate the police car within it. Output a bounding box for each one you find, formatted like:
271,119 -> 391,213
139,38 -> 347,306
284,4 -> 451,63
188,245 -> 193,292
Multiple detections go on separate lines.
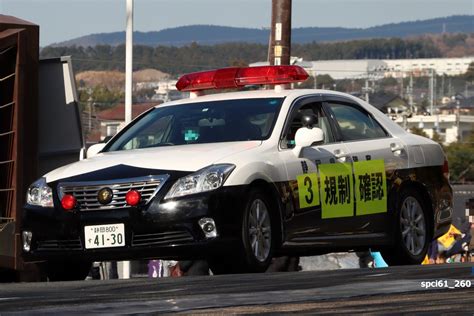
22,65 -> 452,280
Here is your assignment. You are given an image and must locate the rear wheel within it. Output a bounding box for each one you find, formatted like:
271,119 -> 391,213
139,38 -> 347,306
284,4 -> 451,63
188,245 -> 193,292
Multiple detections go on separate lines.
382,189 -> 431,265
46,261 -> 91,281
209,189 -> 275,274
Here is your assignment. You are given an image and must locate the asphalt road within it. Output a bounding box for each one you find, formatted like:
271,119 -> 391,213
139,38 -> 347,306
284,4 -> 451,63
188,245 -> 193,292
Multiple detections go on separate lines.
0,263 -> 473,314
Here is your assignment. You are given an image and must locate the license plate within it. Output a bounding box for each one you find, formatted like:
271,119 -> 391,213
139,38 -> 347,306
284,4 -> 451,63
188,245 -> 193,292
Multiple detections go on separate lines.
84,224 -> 125,249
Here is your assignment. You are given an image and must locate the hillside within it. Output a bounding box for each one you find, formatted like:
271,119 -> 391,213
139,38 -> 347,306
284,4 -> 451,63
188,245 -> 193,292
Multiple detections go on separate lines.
42,33 -> 473,76
51,15 -> 473,47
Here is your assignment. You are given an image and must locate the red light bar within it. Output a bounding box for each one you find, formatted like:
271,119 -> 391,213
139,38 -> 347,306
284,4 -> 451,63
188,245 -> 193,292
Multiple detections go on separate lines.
176,65 -> 309,92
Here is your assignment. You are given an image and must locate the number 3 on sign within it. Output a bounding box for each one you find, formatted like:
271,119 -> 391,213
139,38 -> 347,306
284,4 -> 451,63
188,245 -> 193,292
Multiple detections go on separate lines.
297,173 -> 320,208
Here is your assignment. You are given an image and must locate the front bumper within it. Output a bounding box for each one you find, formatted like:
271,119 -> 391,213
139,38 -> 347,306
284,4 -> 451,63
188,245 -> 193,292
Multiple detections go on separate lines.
22,186 -> 246,263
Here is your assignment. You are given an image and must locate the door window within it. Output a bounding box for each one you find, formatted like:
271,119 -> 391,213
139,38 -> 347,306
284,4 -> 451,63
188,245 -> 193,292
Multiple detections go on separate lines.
281,102 -> 335,149
327,102 -> 388,141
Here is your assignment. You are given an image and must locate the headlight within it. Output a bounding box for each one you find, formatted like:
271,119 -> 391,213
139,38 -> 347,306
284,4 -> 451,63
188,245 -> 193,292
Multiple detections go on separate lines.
26,178 -> 54,207
164,164 -> 235,199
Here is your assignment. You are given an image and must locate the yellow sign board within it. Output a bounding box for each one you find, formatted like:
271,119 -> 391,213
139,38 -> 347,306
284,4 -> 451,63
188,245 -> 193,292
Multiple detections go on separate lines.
354,160 -> 387,215
319,163 -> 354,219
297,173 -> 320,209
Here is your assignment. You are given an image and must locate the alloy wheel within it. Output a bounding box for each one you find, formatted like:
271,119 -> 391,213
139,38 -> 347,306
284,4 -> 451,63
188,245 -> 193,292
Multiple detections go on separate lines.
400,196 -> 426,256
248,198 -> 272,262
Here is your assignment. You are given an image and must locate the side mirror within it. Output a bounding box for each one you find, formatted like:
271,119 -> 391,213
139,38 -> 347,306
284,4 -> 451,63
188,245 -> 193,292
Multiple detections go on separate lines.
292,127 -> 324,157
86,143 -> 106,158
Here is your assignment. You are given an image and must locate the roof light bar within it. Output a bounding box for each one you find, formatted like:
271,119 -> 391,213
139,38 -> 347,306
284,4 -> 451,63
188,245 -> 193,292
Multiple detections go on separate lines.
176,65 -> 309,92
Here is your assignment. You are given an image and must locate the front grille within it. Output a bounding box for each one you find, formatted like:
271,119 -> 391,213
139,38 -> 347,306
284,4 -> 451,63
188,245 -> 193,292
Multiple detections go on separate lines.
58,175 -> 169,211
132,230 -> 194,247
37,239 -> 83,251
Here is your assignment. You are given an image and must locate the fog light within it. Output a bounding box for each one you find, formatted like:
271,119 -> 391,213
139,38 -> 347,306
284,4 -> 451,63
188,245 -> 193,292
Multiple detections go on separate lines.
198,217 -> 217,239
61,194 -> 77,210
22,231 -> 32,252
125,190 -> 141,206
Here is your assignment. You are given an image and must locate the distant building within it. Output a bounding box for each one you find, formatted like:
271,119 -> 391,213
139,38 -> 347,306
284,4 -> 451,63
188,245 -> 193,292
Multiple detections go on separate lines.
367,92 -> 410,116
152,79 -> 190,102
96,103 -> 159,141
250,57 -> 474,79
395,114 -> 474,144
439,96 -> 474,116
310,59 -> 386,80
383,57 -> 473,77
135,82 -> 160,90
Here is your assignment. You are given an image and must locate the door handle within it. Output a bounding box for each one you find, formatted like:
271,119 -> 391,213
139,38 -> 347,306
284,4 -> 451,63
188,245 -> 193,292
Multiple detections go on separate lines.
390,143 -> 404,155
334,149 -> 348,162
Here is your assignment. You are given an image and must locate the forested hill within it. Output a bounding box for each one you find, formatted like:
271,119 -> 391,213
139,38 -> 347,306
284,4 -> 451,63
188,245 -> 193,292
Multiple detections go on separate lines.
41,33 -> 474,76
51,15 -> 473,47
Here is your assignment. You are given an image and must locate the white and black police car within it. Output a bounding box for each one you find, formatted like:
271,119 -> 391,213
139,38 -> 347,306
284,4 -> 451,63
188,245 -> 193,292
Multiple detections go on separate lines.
22,65 -> 452,280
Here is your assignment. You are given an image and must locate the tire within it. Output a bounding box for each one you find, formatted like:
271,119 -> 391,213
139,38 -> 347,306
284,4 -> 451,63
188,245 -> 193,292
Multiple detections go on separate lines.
209,189 -> 275,274
382,189 -> 432,265
46,261 -> 92,281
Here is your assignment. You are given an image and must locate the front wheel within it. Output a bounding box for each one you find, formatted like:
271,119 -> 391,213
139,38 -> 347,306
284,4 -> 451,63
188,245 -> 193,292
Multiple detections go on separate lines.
46,261 -> 92,281
209,189 -> 275,274
382,189 -> 431,265
241,191 -> 274,272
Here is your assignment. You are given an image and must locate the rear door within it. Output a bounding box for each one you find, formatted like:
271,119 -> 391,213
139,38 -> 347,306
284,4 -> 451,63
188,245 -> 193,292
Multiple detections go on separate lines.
323,95 -> 409,235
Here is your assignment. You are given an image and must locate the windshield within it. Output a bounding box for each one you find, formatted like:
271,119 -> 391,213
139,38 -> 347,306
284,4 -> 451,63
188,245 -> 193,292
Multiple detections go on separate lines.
106,98 -> 284,152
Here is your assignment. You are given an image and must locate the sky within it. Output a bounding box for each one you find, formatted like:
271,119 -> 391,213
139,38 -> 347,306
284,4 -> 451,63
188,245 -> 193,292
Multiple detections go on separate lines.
1,0 -> 473,46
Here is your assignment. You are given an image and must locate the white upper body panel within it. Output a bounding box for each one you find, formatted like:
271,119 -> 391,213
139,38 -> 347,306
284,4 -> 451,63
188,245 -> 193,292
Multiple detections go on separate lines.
44,88 -> 444,185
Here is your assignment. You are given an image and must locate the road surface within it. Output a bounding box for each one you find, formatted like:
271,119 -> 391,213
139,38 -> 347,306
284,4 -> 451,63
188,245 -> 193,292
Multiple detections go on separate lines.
0,263 -> 472,314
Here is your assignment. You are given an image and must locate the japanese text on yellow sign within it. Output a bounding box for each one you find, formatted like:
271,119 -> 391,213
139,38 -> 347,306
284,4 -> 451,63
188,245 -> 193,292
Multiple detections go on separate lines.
297,173 -> 320,209
296,159 -> 388,218
354,160 -> 387,215
319,163 -> 354,219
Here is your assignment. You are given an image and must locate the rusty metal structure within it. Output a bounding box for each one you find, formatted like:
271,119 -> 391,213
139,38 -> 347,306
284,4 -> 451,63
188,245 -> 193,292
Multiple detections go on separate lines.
0,15 -> 39,271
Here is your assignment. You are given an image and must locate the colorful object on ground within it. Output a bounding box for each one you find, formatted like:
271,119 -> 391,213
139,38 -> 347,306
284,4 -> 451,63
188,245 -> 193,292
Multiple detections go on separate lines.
438,224 -> 462,249
371,251 -> 388,268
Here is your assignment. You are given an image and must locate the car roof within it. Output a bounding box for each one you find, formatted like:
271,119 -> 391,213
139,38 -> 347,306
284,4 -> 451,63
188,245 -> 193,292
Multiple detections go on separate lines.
156,89 -> 359,108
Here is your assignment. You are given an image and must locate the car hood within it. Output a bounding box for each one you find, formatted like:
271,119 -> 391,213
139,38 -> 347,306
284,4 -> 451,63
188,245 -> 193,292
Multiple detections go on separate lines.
44,141 -> 262,183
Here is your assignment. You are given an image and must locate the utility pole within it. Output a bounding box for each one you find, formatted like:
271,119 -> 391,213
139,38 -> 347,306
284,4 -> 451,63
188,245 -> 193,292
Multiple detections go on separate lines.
407,72 -> 413,112
399,75 -> 404,99
441,74 -> 445,97
269,0 -> 292,66
125,0 -> 133,125
365,78 -> 370,103
122,0 -> 133,280
87,88 -> 93,132
429,69 -> 434,115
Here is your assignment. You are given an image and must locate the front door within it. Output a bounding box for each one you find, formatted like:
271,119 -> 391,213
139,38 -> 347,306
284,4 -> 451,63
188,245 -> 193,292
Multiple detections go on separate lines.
279,97 -> 355,244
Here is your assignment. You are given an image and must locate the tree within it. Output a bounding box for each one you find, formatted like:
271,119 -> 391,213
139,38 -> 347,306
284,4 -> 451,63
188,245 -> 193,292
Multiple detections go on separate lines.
409,126 -> 429,138
40,36 -> 447,76
464,61 -> 474,81
431,131 -> 444,149
445,133 -> 474,183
